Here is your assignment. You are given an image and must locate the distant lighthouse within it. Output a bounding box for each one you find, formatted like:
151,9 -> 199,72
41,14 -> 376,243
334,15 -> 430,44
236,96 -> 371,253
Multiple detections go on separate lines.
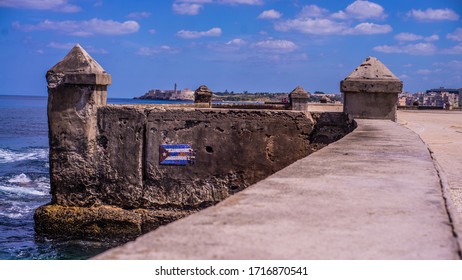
174,83 -> 177,94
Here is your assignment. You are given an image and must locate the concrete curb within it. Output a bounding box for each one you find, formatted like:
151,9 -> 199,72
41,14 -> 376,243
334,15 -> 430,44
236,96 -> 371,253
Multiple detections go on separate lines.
398,121 -> 462,259
428,150 -> 462,258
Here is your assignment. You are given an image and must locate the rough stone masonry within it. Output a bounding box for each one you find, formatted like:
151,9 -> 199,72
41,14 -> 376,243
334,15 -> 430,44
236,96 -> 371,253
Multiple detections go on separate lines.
35,45 -> 356,240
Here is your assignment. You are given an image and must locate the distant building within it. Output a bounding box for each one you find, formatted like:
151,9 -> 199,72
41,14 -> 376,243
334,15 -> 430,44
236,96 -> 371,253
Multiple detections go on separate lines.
424,87 -> 460,108
425,87 -> 461,95
171,88 -> 194,100
398,87 -> 460,108
136,84 -> 194,101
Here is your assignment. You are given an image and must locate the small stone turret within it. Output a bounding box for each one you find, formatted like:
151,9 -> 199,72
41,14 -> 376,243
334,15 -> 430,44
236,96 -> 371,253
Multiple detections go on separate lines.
289,86 -> 309,111
340,57 -> 402,121
45,44 -> 111,205
194,85 -> 213,104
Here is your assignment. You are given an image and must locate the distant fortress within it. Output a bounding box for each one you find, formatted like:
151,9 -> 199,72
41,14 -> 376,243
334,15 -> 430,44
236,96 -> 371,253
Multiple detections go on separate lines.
135,83 -> 194,101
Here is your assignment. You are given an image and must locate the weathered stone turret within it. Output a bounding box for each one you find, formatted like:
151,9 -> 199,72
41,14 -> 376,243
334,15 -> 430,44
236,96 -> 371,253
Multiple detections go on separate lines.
45,44 -> 111,205
194,85 -> 213,104
289,86 -> 309,111
340,57 -> 402,121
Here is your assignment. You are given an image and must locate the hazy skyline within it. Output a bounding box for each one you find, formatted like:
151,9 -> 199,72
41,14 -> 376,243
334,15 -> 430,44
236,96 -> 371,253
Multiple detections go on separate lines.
0,0 -> 461,98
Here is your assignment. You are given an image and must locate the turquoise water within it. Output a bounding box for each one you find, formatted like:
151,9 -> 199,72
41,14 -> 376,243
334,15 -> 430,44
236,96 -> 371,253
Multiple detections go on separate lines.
0,95 -> 189,260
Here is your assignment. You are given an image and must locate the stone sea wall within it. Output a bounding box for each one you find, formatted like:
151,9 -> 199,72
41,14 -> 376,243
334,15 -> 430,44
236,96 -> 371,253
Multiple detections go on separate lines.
36,104 -> 355,240
38,45 -> 406,241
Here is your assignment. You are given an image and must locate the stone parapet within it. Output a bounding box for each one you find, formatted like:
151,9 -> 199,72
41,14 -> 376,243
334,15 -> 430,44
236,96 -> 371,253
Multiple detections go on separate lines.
289,86 -> 309,111
341,57 -> 403,121
194,85 -> 213,104
36,44 -> 356,240
36,103 -> 355,238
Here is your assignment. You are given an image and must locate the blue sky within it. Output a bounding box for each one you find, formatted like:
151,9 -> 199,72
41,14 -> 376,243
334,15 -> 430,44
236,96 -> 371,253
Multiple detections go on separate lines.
0,0 -> 461,97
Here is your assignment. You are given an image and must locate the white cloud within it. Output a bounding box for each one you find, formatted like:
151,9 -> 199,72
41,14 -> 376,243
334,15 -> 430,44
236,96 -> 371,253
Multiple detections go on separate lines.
173,0 -> 262,15
345,22 -> 391,35
417,69 -> 432,75
218,0 -> 263,4
375,40 -> 462,56
126,12 -> 151,20
399,74 -> 409,79
226,38 -> 247,46
394,32 -> 439,42
442,43 -> 462,55
447,28 -> 462,41
148,29 -> 157,34
329,0 -> 387,20
13,18 -> 140,36
331,11 -> 347,20
176,0 -> 212,2
395,32 -> 423,42
407,8 -> 459,21
434,60 -> 462,69
252,39 -> 297,52
275,2 -> 391,36
275,18 -> 347,35
211,38 -> 247,52
258,9 -> 282,20
343,0 -> 386,20
83,46 -> 108,54
47,41 -> 75,49
425,34 -> 439,42
0,0 -> 81,12
373,43 -> 438,55
177,27 -> 222,39
137,45 -> 178,56
173,3 -> 203,15
299,5 -> 329,18
47,42 -> 107,53
276,18 -> 390,36
93,0 -> 103,7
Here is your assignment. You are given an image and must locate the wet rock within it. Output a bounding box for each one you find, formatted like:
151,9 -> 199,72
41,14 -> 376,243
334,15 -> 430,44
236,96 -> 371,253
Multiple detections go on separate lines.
34,204 -> 193,240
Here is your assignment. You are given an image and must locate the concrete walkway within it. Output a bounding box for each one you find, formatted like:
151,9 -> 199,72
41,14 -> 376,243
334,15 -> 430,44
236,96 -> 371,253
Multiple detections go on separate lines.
398,111 -> 462,217
95,119 -> 461,259
398,110 -> 462,252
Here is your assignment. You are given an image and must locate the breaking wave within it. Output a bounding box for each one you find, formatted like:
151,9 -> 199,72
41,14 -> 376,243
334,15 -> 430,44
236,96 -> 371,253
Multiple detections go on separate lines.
0,173 -> 50,221
0,148 -> 48,164
0,185 -> 48,197
7,173 -> 32,184
0,202 -> 35,219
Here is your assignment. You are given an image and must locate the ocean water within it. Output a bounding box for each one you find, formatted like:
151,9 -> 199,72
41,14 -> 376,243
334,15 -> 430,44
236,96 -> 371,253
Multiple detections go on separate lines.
0,95 -> 190,260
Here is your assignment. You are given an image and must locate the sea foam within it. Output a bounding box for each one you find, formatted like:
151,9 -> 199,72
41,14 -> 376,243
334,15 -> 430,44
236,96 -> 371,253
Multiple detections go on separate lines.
0,202 -> 34,219
0,148 -> 48,164
0,185 -> 48,196
8,173 -> 32,184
